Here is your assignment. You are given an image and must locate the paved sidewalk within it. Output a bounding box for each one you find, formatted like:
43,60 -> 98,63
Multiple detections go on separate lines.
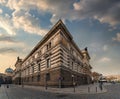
16,83 -> 107,94
0,85 -> 9,99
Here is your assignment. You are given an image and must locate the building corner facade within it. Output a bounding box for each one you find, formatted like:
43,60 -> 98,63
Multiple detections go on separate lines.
13,20 -> 92,87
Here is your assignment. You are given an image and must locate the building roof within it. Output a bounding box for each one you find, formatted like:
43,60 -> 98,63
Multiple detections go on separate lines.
22,19 -> 84,63
5,67 -> 13,74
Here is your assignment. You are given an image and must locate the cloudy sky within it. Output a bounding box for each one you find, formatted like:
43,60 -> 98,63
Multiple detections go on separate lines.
0,0 -> 120,75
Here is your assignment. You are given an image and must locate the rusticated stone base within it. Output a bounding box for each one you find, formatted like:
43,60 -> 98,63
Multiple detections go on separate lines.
14,66 -> 92,87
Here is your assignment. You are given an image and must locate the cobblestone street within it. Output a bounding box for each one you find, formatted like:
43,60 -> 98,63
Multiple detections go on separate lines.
0,83 -> 120,99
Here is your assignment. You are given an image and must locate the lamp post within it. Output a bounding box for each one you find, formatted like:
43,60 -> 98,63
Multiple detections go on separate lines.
72,75 -> 75,92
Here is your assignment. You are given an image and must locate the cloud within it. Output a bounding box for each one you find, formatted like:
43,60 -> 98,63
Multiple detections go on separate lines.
103,45 -> 108,51
0,34 -> 16,42
0,0 -> 6,4
12,10 -> 48,36
0,9 -> 3,14
89,42 -> 102,53
10,0 -> 119,26
3,0 -> 120,37
73,0 -> 120,26
6,0 -> 76,24
73,2 -> 82,11
0,0 -> 49,36
0,34 -> 29,52
99,57 -> 111,62
112,33 -> 120,42
1,0 -> 120,37
0,16 -> 16,35
0,47 -> 17,54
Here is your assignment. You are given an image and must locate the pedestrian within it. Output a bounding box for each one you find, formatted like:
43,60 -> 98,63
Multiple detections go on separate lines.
92,80 -> 94,84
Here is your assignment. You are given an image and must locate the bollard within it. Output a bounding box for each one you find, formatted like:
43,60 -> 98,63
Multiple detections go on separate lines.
96,87 -> 97,93
88,87 -> 90,93
7,84 -> 9,88
74,86 -> 75,92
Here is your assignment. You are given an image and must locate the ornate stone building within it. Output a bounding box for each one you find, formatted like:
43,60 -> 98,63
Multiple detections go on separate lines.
13,20 -> 92,87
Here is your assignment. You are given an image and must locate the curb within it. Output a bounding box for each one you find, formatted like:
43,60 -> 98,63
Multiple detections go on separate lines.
14,84 -> 107,95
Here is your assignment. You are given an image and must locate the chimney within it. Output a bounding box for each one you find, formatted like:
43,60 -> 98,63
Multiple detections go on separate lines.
85,47 -> 88,51
17,56 -> 20,61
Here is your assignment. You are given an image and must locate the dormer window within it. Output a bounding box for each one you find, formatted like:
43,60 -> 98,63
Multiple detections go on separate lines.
49,42 -> 51,48
46,42 -> 51,50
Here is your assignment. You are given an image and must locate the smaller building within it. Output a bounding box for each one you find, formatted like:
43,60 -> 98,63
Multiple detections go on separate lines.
5,67 -> 13,76
4,67 -> 14,84
12,57 -> 22,85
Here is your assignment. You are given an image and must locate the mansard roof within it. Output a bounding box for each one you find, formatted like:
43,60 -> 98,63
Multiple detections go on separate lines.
22,19 -> 83,63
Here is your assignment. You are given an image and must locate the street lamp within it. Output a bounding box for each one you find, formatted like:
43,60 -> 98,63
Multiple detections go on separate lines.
72,75 -> 75,92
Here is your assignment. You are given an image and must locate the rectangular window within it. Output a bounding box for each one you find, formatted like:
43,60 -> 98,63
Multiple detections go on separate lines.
28,67 -> 30,75
46,42 -> 51,50
32,76 -> 34,82
47,45 -> 49,50
47,59 -> 50,68
77,65 -> 79,72
49,42 -> 51,48
38,63 -> 40,71
46,73 -> 50,81
32,66 -> 34,73
72,62 -> 73,70
37,75 -> 40,81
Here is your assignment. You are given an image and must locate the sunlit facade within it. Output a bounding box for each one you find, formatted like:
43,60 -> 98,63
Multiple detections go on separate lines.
13,20 -> 92,87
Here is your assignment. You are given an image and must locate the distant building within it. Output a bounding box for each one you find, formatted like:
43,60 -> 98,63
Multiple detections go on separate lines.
5,67 -> 13,84
5,67 -> 13,76
13,20 -> 92,87
0,73 -> 6,84
12,57 -> 22,85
